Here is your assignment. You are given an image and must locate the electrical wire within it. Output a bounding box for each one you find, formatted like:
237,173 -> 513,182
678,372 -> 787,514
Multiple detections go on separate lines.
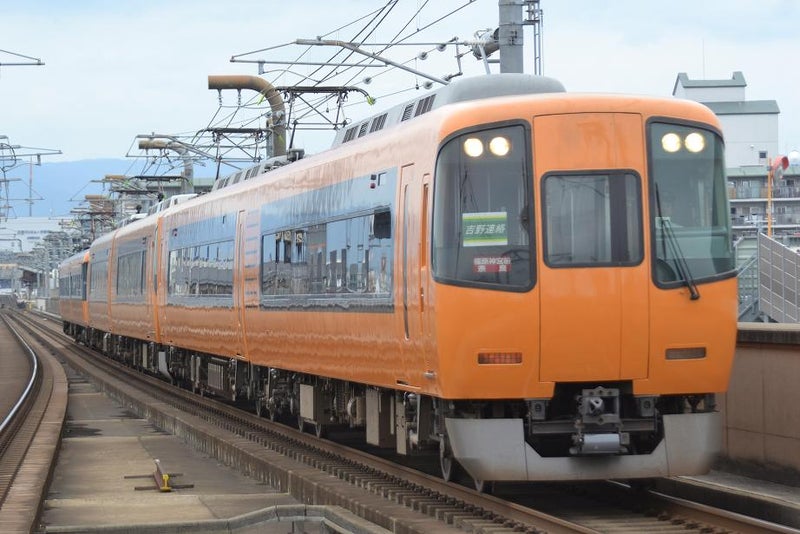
195,0 -> 482,169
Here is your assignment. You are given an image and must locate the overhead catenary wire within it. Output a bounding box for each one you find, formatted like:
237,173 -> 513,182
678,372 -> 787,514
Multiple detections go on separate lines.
173,1 -> 485,172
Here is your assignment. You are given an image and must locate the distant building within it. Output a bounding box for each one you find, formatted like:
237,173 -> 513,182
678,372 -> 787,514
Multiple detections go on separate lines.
0,217 -> 73,253
0,263 -> 22,294
673,71 -> 800,242
673,71 -> 780,168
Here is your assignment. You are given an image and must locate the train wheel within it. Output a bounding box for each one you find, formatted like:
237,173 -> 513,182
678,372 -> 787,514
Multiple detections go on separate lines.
473,479 -> 493,494
313,422 -> 326,439
627,478 -> 655,492
439,439 -> 460,482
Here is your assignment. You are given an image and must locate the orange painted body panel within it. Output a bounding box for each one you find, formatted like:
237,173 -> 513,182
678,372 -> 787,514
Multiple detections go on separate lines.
433,284 -> 545,399
88,299 -> 112,333
59,298 -> 87,326
534,113 -> 650,382
111,303 -> 155,341
160,305 -> 242,358
245,309 -> 413,387
539,267 -> 650,382
639,277 -> 738,394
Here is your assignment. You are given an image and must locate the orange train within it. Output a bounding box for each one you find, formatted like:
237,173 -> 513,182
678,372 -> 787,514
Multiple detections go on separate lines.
60,73 -> 737,487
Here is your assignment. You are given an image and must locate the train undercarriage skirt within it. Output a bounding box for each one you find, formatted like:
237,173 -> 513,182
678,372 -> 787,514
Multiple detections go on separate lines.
444,412 -> 721,481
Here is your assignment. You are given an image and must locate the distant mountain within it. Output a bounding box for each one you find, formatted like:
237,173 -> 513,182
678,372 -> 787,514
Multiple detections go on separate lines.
5,159 -> 130,217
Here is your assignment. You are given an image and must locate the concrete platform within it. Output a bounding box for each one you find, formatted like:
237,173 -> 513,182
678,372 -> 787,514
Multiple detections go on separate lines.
656,470 -> 800,530
40,371 -> 388,533
691,469 -> 800,509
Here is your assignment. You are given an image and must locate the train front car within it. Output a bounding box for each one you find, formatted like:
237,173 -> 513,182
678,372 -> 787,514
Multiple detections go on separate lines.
432,92 -> 737,484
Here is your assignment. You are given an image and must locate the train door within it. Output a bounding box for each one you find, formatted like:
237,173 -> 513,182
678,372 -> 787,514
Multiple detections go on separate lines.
234,208 -> 261,360
81,253 -> 89,326
420,174 -> 433,373
399,164 -> 426,377
155,219 -> 168,338
148,227 -> 159,342
534,113 -> 649,382
234,210 -> 247,356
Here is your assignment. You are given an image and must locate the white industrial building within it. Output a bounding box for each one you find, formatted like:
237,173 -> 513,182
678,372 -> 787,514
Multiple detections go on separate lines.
673,71 -> 781,169
674,71 -> 800,240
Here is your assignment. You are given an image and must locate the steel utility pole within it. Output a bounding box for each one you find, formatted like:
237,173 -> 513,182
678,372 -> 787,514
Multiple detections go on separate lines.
498,0 -> 524,74
498,0 -> 543,75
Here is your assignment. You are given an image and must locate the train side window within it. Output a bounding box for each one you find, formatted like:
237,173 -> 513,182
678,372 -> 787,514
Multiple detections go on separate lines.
89,259 -> 109,301
261,213 -> 392,300
117,250 -> 145,297
373,210 -> 391,239
81,262 -> 88,300
261,234 -> 278,295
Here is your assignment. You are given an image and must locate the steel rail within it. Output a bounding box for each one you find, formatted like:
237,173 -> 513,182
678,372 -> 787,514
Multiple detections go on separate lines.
0,314 -> 39,437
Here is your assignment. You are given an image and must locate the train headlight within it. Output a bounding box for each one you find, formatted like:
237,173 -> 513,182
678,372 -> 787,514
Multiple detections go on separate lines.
463,137 -> 484,157
684,132 -> 705,153
488,136 -> 511,156
661,132 -> 681,153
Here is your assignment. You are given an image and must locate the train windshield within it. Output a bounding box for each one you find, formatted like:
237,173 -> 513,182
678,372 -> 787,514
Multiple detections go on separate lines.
542,173 -> 643,267
432,124 -> 534,290
648,122 -> 734,286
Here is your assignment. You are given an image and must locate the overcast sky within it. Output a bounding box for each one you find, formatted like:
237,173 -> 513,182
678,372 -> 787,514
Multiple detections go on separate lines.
2,0 -> 799,166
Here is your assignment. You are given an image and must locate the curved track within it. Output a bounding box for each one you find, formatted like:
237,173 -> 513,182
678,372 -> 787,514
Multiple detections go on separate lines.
0,310 -> 68,533
0,312 -> 39,499
11,310 -> 799,534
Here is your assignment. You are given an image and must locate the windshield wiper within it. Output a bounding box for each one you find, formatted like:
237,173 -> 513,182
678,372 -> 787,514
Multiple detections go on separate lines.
661,219 -> 700,300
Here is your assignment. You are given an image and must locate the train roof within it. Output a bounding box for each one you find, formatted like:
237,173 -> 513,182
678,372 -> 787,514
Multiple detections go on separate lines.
211,74 -> 565,193
58,249 -> 89,270
331,73 -> 565,148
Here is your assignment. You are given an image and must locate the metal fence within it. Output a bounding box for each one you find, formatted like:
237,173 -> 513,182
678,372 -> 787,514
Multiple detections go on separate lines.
758,233 -> 800,323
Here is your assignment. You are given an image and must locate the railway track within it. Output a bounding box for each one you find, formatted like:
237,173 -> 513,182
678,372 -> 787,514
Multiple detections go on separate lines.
0,312 -> 41,504
0,311 -> 67,533
10,309 -> 798,534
